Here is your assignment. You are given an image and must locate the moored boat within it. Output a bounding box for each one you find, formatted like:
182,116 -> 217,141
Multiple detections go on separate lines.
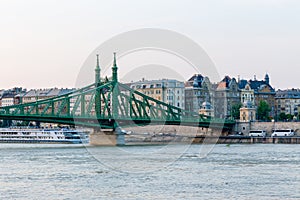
0,127 -> 89,144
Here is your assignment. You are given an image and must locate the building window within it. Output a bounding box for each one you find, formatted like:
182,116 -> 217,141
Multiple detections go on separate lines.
167,96 -> 173,101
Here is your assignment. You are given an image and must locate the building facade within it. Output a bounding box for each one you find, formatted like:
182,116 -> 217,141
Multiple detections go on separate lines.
238,80 -> 255,106
214,76 -> 240,118
184,74 -> 214,113
129,79 -> 185,109
1,93 -> 15,107
22,88 -> 74,103
248,74 -> 276,118
0,87 -> 25,107
275,88 -> 300,117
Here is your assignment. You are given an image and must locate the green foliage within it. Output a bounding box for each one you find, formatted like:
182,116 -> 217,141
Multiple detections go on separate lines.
286,114 -> 293,121
257,100 -> 271,121
278,112 -> 287,121
278,112 -> 294,121
231,103 -> 242,120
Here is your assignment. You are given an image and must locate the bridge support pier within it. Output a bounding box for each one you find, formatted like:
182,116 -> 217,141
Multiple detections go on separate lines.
89,128 -> 125,146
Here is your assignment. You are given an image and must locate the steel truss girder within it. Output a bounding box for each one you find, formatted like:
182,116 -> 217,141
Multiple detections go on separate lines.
0,81 -> 235,130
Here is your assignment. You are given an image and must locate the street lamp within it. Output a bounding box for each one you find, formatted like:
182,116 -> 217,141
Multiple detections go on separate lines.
272,119 -> 275,133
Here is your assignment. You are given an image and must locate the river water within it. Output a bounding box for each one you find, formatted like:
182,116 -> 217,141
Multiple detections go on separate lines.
0,143 -> 299,199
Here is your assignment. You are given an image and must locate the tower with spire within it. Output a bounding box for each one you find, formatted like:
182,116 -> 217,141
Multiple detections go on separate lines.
112,52 -> 118,83
95,54 -> 101,85
264,73 -> 270,85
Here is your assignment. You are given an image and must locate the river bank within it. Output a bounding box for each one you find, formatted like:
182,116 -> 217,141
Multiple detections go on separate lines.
124,134 -> 300,145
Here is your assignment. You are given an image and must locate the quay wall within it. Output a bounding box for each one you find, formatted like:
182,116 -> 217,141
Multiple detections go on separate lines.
123,125 -> 229,136
125,135 -> 300,145
194,136 -> 300,144
125,122 -> 300,137
122,122 -> 300,137
90,122 -> 300,145
236,121 -> 300,136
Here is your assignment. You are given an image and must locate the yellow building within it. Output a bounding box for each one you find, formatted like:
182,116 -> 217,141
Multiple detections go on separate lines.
239,101 -> 256,122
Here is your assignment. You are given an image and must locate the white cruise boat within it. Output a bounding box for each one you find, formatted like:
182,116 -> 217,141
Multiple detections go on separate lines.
0,127 -> 89,144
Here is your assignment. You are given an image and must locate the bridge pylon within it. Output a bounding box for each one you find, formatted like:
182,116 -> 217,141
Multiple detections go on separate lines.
90,52 -> 124,146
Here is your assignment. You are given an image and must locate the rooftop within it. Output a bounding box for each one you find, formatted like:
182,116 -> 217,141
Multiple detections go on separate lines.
276,88 -> 300,99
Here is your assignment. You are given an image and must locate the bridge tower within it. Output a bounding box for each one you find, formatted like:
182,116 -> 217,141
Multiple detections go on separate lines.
95,54 -> 101,85
112,52 -> 118,83
90,52 -> 125,146
95,54 -> 102,118
111,52 -> 120,129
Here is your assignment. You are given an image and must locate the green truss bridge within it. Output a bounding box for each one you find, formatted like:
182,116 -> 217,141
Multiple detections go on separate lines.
0,53 -> 235,132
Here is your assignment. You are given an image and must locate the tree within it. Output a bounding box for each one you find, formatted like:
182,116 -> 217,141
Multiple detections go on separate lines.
278,112 -> 287,121
231,103 -> 242,120
257,100 -> 271,121
286,114 -> 293,121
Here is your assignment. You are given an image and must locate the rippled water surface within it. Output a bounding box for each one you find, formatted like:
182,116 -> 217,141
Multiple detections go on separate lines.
0,143 -> 299,199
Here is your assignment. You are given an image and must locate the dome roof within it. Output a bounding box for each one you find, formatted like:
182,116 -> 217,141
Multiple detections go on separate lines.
202,101 -> 212,109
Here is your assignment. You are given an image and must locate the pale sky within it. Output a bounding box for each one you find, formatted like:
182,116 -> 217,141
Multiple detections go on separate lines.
0,0 -> 300,90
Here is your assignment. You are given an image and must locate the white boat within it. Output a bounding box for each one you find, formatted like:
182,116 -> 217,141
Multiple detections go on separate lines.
0,127 -> 89,144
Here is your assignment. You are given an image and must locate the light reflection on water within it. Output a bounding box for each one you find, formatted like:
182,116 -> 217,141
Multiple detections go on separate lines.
0,143 -> 299,199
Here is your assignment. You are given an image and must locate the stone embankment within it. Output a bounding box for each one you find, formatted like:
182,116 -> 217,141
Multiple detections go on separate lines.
122,122 -> 300,145
236,121 -> 300,136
